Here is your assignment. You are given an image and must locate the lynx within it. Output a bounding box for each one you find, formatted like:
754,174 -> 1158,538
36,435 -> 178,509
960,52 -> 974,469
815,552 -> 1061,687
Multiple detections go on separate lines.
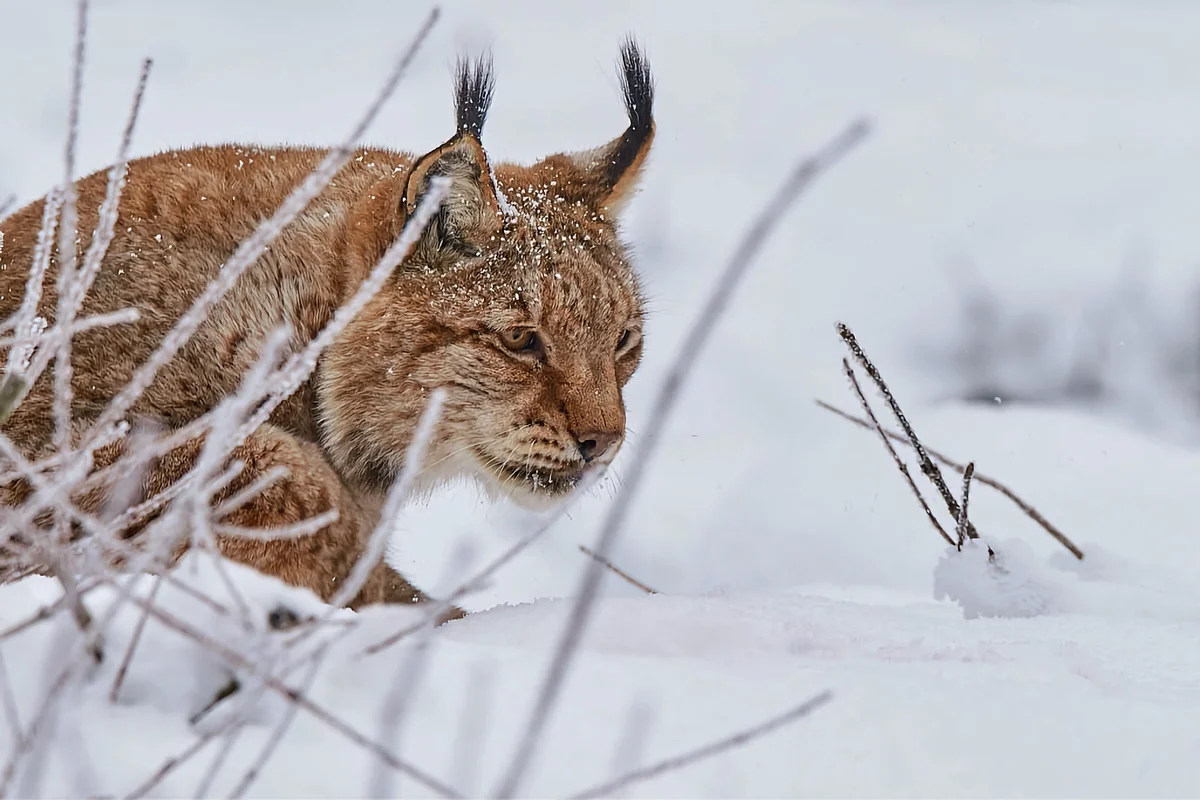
0,41 -> 655,614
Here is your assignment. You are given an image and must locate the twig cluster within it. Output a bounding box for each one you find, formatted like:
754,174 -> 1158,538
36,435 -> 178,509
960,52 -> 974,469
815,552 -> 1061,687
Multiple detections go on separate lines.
829,323 -> 1083,561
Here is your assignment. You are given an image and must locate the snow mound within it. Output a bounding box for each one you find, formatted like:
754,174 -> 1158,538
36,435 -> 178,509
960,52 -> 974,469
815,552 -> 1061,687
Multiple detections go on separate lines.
933,538 -> 1068,619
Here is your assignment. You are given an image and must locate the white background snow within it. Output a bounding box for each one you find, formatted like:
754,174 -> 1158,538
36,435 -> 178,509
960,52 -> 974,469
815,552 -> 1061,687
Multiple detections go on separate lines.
3,0 -> 1200,796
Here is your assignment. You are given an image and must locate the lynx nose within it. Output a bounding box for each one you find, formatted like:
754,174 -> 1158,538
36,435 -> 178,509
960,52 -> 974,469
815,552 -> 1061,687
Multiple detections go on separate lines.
574,430 -> 621,463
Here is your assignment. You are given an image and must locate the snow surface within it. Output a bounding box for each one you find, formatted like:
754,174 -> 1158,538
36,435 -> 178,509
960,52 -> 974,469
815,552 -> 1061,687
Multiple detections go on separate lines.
4,0 -> 1200,796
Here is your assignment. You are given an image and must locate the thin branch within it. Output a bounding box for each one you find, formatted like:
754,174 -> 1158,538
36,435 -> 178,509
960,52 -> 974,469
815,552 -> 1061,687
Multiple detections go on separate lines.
50,561 -> 103,665
66,58 -> 151,312
123,705 -> 243,799
0,195 -> 15,220
837,322 -> 976,538
223,643 -> 333,799
134,629 -> 347,798
3,185 -> 63,398
0,308 -> 140,349
842,359 -> 954,546
956,462 -> 975,550
190,662 -> 272,799
447,660 -> 495,797
0,646 -> 83,795
569,690 -> 834,799
214,509 -> 340,542
49,0 -> 90,460
108,571 -> 165,702
605,699 -> 654,796
577,544 -> 658,594
492,118 -> 872,799
0,579 -> 101,643
0,649 -> 20,738
814,399 -> 1084,559
367,622 -> 439,799
210,465 -> 289,519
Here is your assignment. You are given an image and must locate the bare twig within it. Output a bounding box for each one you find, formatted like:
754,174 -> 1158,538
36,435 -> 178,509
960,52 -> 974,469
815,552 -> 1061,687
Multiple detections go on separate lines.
0,649 -> 20,738
108,571 -> 165,702
224,642 -> 334,799
447,660 -> 495,797
65,57 -> 151,313
367,622 -> 439,799
606,699 -> 654,796
577,544 -> 658,594
814,399 -> 1084,559
0,195 -> 15,220
493,118 -> 871,799
214,509 -> 340,542
569,690 -> 834,799
0,308 -> 140,350
49,0 -> 90,458
0,578 -> 102,643
842,359 -> 954,546
0,646 -> 83,795
123,708 -> 243,799
50,561 -> 103,665
210,465 -> 289,519
3,184 -> 63,404
956,462 -> 975,550
838,323 -> 979,538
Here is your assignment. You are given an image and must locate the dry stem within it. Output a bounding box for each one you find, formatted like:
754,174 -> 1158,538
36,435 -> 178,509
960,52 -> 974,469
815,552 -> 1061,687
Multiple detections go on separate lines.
837,322 -> 977,540
842,358 -> 954,546
0,650 -> 19,738
577,544 -> 658,594
569,690 -> 834,799
956,462 -> 975,550
107,571 -> 165,702
814,399 -> 1084,559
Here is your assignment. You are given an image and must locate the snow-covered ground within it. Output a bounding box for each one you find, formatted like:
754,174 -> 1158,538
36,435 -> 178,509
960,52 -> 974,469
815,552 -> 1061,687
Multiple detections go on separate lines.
4,1 -> 1200,796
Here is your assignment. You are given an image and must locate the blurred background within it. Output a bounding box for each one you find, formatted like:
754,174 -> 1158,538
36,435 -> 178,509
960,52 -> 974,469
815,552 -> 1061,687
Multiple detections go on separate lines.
4,1 -> 1200,608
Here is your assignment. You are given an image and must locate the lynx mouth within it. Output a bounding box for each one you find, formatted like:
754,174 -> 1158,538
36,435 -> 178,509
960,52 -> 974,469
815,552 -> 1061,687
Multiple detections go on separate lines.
470,446 -> 585,502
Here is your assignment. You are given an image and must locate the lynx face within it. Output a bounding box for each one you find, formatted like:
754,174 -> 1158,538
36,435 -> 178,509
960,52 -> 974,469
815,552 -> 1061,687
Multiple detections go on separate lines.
320,43 -> 655,507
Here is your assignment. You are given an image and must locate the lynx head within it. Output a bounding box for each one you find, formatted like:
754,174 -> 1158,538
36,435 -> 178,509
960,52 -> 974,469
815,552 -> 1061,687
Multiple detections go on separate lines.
322,40 -> 655,507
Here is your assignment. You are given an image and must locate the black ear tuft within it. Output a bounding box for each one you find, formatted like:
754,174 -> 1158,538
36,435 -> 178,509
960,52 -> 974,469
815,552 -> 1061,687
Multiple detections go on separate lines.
618,37 -> 654,136
454,53 -> 495,139
607,37 -> 655,188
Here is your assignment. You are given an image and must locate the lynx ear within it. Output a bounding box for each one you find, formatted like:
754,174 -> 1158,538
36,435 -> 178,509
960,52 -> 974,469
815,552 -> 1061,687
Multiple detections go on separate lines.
566,38 -> 655,217
403,54 -> 504,252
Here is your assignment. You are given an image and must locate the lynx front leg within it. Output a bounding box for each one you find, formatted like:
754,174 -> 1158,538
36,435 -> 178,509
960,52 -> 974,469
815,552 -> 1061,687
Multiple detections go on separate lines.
127,424 -> 463,618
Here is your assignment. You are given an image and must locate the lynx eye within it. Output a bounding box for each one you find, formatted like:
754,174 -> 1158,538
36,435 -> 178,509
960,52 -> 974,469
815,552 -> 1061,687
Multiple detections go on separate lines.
500,327 -> 543,356
616,327 -> 639,354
